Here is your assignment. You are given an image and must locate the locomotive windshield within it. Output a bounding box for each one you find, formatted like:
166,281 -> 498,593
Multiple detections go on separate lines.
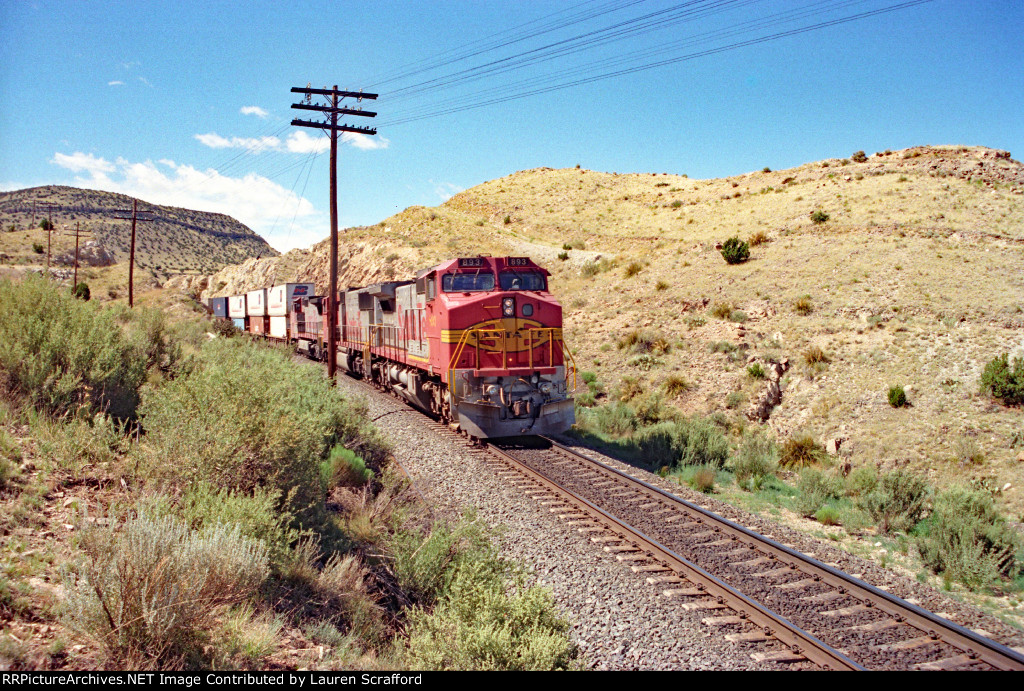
442,272 -> 495,292
499,271 -> 547,292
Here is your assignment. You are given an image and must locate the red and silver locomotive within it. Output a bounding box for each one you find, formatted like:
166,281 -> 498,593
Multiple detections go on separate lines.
220,256 -> 576,438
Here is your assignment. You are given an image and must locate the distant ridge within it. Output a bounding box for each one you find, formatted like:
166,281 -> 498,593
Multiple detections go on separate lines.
0,185 -> 277,275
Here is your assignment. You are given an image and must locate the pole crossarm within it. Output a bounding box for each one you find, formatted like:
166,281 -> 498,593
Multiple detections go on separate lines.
291,103 -> 377,118
289,119 -> 377,136
290,87 -> 378,100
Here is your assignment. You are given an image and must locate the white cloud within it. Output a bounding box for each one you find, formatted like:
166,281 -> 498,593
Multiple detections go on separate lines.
51,152 -> 116,175
240,105 -> 269,118
108,80 -> 124,86
50,152 -> 326,252
194,132 -> 281,151
194,128 -> 385,154
342,132 -> 389,151
284,130 -> 331,154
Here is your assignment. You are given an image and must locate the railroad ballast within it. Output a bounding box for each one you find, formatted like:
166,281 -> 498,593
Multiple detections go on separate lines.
214,256 -> 576,438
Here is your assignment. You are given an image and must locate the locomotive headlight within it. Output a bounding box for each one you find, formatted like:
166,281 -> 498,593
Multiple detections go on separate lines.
502,297 -> 515,317
539,382 -> 553,395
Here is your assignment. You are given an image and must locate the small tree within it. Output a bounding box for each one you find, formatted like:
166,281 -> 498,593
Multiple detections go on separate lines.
888,384 -> 907,408
851,150 -> 868,163
73,282 -> 91,301
39,218 -> 53,231
980,353 -> 1024,405
720,236 -> 750,265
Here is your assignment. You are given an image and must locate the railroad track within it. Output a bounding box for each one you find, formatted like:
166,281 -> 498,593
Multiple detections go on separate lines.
315,360 -> 1024,670
486,437 -> 1024,671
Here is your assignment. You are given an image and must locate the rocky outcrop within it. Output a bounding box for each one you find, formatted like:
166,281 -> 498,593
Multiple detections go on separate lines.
53,241 -> 116,267
747,358 -> 790,423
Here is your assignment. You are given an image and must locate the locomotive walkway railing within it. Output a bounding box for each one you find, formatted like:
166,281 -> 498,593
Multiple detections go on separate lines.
447,327 -> 577,391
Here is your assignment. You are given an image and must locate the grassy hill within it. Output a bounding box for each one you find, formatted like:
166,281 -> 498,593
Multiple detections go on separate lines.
0,185 -> 277,278
203,144 -> 1024,517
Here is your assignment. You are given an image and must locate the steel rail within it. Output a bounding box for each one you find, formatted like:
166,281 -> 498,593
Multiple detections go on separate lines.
484,442 -> 865,671
540,436 -> 1024,671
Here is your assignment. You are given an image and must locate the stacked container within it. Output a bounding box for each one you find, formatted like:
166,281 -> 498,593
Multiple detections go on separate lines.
228,295 -> 248,331
246,288 -> 269,335
267,283 -> 316,340
209,297 -> 228,319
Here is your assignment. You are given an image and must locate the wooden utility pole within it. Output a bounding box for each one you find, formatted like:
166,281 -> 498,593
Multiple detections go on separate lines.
35,203 -> 59,272
72,222 -> 94,289
112,200 -> 155,307
290,85 -> 378,382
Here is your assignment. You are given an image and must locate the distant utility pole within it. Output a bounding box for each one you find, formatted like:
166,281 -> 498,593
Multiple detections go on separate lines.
290,84 -> 378,383
112,199 -> 156,307
35,203 -> 59,272
71,221 -> 94,289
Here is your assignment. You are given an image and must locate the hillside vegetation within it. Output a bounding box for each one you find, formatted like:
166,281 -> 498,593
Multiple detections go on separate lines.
202,145 -> 1024,520
0,186 -> 276,279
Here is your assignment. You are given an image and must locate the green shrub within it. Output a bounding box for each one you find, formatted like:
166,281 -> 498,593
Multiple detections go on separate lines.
851,150 -> 867,163
582,401 -> 637,436
979,353 -> 1024,405
39,219 -> 53,231
632,417 -> 729,469
720,237 -> 750,264
845,465 -> 878,497
915,486 -> 1021,587
32,243 -> 44,254
72,282 -> 90,301
815,506 -> 841,526
404,560 -> 576,670
746,363 -> 766,380
0,275 -> 149,418
887,384 -> 908,408
725,391 -> 745,409
159,483 -> 304,575
655,280 -> 669,291
686,466 -> 716,493
320,446 -> 373,489
624,261 -> 643,277
64,512 -> 269,667
810,209 -> 830,224
728,310 -> 747,323
780,433 -> 827,469
796,469 -> 844,517
557,252 -> 569,261
730,433 -> 778,490
710,302 -> 733,320
857,470 -> 929,534
139,338 -> 388,526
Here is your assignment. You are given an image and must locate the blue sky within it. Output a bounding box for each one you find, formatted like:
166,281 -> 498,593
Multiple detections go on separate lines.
1,1 -> 1021,252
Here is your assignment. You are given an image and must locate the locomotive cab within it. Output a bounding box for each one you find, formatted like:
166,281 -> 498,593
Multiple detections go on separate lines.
434,257 -> 575,438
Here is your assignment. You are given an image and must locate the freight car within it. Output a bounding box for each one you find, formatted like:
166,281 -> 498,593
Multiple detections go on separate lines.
218,256 -> 576,438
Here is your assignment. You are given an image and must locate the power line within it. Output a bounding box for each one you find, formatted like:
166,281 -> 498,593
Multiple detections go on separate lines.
375,0 -> 933,128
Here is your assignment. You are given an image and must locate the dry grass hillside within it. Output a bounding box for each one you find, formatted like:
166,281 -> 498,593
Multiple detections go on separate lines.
203,145 -> 1024,516
0,186 -> 276,278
